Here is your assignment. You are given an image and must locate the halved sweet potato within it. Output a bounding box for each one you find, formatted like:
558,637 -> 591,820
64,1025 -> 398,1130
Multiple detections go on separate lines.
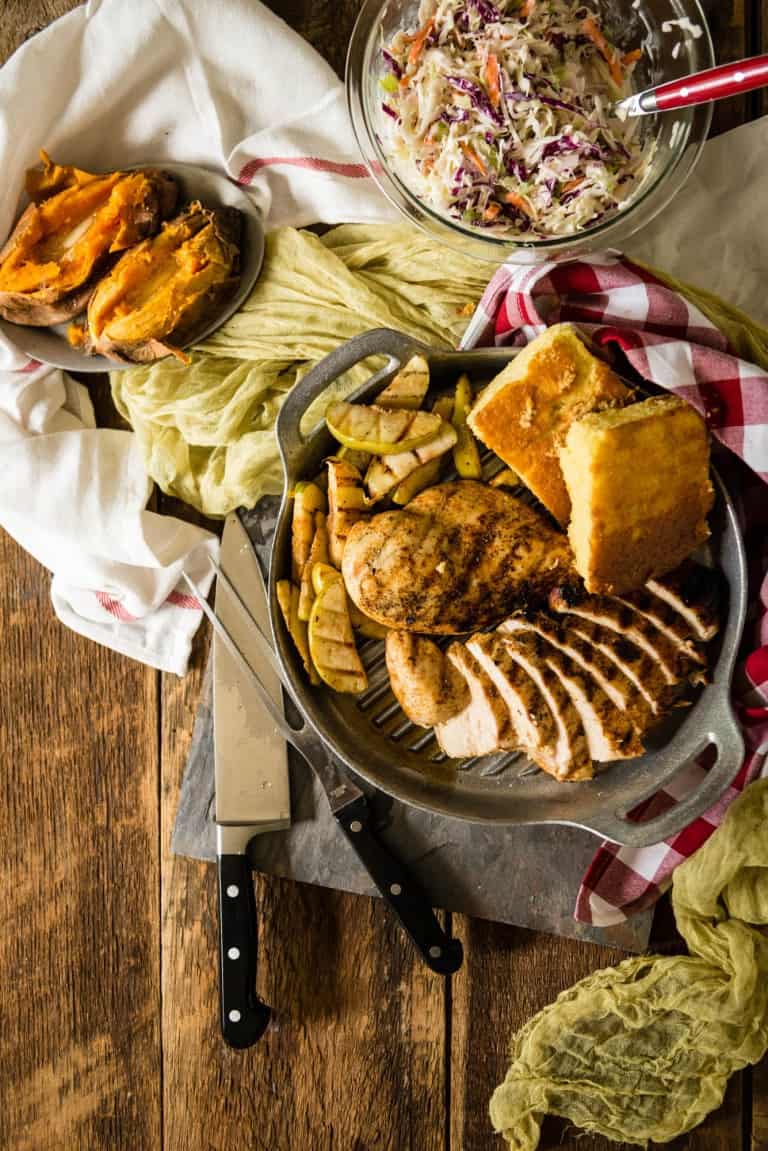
75,202 -> 242,364
0,151 -> 177,326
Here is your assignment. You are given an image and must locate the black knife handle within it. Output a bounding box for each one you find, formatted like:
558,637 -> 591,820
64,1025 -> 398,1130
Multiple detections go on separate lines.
335,796 -> 463,976
217,854 -> 271,1048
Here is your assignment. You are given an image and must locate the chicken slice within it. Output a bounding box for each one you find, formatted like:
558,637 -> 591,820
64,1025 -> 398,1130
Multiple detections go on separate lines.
434,645 -> 517,760
385,631 -> 469,729
644,560 -> 721,642
498,636 -> 593,781
500,615 -> 653,734
615,590 -> 706,664
549,589 -> 695,685
514,634 -> 644,762
467,633 -> 558,757
561,617 -> 673,715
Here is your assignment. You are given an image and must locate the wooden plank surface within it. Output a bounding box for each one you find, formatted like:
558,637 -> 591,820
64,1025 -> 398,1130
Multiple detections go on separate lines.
0,1 -> 767,1150
0,533 -> 161,1151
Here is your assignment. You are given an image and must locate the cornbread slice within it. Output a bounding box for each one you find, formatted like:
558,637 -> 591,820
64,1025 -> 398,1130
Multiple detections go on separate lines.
559,395 -> 714,595
466,324 -> 631,524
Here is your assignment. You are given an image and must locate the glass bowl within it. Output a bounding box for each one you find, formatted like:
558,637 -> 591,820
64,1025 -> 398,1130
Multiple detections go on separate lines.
346,0 -> 714,263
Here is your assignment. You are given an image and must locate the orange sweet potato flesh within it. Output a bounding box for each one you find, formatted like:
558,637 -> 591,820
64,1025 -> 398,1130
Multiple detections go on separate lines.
78,201 -> 242,364
0,151 -> 177,326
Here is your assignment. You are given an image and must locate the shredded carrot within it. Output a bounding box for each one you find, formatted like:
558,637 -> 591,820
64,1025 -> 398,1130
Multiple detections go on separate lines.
622,48 -> 643,66
461,144 -> 488,177
422,156 -> 435,175
520,0 -> 535,17
560,178 -> 583,196
581,16 -> 624,88
485,53 -> 501,108
504,191 -> 533,217
483,202 -> 502,222
406,18 -> 435,67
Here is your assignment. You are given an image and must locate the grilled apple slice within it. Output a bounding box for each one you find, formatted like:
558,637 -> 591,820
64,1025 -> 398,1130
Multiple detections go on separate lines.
376,354 -> 430,410
365,420 -> 456,502
308,576 -> 368,694
276,580 -> 320,685
349,600 -> 390,639
490,467 -> 521,488
325,402 -> 444,455
298,510 -> 330,622
327,458 -> 369,568
452,374 -> 483,479
291,481 -> 326,582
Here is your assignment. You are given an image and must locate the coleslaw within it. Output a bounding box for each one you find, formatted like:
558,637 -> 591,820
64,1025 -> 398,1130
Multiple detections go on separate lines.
378,0 -> 654,238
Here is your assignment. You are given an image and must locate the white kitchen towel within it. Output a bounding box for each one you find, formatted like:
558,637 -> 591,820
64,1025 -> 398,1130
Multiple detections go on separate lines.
0,0 -> 394,674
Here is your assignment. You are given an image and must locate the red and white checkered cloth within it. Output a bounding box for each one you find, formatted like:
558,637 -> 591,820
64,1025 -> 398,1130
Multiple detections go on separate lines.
461,252 -> 768,927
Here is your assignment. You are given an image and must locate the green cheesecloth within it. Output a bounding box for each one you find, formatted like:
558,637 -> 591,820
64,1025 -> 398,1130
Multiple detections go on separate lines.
109,224 -> 768,519
490,779 -> 768,1148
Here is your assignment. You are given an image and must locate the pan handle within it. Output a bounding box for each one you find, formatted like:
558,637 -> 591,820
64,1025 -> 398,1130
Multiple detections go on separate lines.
582,708 -> 745,847
276,328 -> 430,463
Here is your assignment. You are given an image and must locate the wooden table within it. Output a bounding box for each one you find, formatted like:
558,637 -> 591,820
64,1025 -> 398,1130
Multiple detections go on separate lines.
1,2 -> 766,1148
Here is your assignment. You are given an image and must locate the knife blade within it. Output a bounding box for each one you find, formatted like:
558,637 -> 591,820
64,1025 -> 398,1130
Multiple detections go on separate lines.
213,512 -> 290,1048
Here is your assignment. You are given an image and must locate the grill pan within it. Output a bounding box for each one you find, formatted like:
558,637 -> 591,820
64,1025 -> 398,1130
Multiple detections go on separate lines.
269,328 -> 747,847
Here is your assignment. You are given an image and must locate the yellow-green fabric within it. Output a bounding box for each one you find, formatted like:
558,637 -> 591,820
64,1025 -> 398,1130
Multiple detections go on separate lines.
110,225 -> 768,518
111,224 -> 489,516
489,779 -> 768,1149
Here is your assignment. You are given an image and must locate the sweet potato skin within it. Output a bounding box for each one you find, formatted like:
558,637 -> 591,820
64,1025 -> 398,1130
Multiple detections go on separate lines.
80,203 -> 242,364
0,156 -> 178,327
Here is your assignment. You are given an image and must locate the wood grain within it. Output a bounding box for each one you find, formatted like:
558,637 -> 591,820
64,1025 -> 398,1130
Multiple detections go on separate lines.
754,1056 -> 768,1150
159,626 -> 446,1151
0,530 -> 161,1151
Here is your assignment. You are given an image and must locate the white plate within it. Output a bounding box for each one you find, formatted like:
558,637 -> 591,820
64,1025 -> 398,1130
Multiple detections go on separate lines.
0,161 -> 265,373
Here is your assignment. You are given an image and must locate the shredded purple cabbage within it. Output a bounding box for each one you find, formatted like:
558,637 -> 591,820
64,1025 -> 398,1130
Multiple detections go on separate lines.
507,157 -> 529,180
441,107 -> 470,123
381,48 -> 402,79
467,0 -> 501,22
541,136 -> 603,161
381,103 -> 399,121
448,76 -> 504,124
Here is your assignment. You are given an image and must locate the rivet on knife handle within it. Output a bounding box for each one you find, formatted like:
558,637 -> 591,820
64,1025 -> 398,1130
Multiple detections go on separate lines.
217,853 -> 271,1048
335,795 -> 463,976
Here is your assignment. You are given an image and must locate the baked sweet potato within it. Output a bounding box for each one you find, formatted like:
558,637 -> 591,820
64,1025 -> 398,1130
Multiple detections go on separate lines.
71,202 -> 242,364
0,151 -> 177,326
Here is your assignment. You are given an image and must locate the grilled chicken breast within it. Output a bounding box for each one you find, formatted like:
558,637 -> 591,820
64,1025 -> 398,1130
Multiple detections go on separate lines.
385,631 -> 469,728
342,481 -> 574,635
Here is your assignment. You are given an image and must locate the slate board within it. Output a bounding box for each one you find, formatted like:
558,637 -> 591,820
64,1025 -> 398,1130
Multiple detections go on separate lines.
172,499 -> 653,953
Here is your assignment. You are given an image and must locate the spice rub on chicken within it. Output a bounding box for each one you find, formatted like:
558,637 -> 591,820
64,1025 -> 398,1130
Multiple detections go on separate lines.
341,481 -> 576,635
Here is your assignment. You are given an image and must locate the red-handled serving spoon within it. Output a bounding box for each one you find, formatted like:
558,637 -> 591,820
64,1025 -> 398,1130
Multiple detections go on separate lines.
614,53 -> 768,117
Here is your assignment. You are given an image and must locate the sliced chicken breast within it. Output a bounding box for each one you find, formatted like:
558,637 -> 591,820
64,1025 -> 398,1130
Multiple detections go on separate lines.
615,590 -> 706,664
500,615 -> 653,733
467,632 -> 558,757
499,636 -> 592,781
561,617 -> 673,715
531,640 -> 643,762
434,645 -> 517,760
645,560 -> 721,642
385,631 -> 469,729
549,589 -> 695,685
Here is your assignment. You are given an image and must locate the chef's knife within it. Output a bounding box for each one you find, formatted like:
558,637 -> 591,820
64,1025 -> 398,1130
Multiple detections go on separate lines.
213,513 -> 291,1048
186,560 -> 463,977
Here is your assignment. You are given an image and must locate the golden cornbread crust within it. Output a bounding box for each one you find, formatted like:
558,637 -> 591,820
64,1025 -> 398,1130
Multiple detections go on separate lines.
560,395 -> 714,595
467,324 -> 631,524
